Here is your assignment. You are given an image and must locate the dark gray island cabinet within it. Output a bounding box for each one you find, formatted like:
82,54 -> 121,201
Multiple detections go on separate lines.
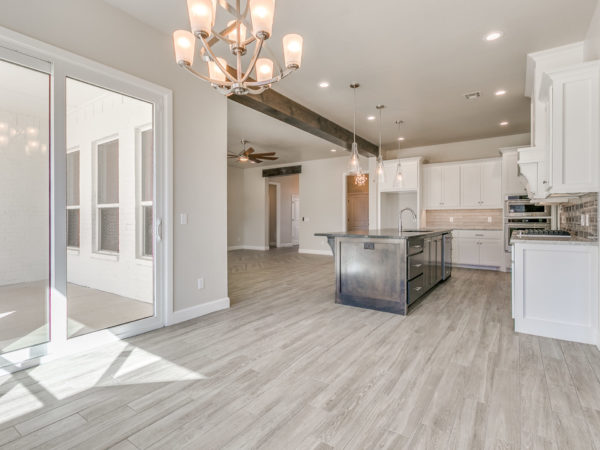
315,229 -> 453,315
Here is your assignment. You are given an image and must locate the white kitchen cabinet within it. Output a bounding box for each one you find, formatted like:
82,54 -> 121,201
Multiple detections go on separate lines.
423,165 -> 459,209
460,160 -> 502,208
513,241 -> 598,344
500,147 -> 527,196
379,158 -> 420,192
541,61 -> 600,194
453,230 -> 503,268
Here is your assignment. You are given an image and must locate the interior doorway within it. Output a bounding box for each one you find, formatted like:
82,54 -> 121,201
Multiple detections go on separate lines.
268,183 -> 279,248
346,174 -> 369,231
291,194 -> 300,245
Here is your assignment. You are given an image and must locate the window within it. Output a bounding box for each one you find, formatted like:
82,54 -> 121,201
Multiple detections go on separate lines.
66,148 -> 80,248
140,128 -> 153,258
96,138 -> 119,253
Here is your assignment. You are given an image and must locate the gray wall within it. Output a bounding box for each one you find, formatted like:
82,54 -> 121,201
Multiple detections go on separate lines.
0,0 -> 229,311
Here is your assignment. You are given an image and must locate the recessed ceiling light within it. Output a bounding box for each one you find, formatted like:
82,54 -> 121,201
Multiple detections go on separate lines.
485,31 -> 503,41
319,81 -> 329,88
499,121 -> 509,126
367,116 -> 376,121
495,89 -> 507,96
398,137 -> 405,141
330,148 -> 337,152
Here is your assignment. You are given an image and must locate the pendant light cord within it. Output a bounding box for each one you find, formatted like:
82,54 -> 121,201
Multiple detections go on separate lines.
378,108 -> 382,158
353,87 -> 357,144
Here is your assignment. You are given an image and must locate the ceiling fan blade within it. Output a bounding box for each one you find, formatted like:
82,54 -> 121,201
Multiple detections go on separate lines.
244,147 -> 255,155
252,152 -> 276,157
248,156 -> 262,163
227,154 -> 238,158
255,156 -> 279,160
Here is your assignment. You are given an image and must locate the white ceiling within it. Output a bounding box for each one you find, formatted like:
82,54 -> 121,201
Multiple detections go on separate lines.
103,0 -> 597,152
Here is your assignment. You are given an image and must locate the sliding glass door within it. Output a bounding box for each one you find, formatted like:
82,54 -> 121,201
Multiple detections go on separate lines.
0,58 -> 50,355
0,30 -> 171,371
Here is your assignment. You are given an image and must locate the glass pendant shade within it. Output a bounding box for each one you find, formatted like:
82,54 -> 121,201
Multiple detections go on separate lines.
187,0 -> 217,38
208,57 -> 227,82
376,156 -> 385,184
250,0 -> 275,39
256,58 -> 274,82
393,162 -> 403,188
283,34 -> 303,69
173,30 -> 196,65
347,142 -> 360,174
227,20 -> 247,43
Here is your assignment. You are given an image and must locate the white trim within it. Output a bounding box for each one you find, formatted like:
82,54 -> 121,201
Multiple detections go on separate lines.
278,242 -> 295,248
228,245 -> 269,251
298,248 -> 333,256
166,297 -> 230,326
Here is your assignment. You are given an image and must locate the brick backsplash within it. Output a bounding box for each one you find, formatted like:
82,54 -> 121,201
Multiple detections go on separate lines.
424,209 -> 503,230
559,193 -> 598,239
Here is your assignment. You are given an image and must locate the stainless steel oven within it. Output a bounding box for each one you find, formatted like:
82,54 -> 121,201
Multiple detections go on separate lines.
504,219 -> 551,251
505,195 -> 551,218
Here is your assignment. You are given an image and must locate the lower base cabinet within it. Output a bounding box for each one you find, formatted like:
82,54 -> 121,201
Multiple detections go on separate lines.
452,230 -> 504,269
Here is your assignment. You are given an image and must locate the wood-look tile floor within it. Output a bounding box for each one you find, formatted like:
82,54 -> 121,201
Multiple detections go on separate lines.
2,247 -> 600,449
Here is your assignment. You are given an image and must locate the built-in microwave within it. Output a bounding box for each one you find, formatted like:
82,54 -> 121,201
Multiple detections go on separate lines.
504,195 -> 551,218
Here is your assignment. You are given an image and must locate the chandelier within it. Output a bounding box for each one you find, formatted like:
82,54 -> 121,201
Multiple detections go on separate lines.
347,83 -> 367,186
173,0 -> 304,96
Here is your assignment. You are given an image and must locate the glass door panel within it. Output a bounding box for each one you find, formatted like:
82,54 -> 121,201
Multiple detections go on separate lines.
0,59 -> 50,354
66,78 -> 154,338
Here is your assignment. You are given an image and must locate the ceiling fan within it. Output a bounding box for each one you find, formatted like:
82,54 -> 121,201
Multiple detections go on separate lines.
227,140 -> 279,164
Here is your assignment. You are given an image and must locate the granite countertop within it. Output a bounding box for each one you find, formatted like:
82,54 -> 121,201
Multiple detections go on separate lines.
511,235 -> 598,246
315,228 -> 453,239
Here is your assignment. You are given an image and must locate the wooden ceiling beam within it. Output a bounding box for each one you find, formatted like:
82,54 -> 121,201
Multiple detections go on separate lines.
229,89 -> 378,157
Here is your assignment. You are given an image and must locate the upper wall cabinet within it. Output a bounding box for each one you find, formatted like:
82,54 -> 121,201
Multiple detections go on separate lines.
423,165 -> 460,209
424,159 -> 502,210
379,158 -> 421,192
500,147 -> 527,196
541,62 -> 599,194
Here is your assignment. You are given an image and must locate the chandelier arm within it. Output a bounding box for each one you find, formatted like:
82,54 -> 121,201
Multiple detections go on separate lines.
180,62 -> 234,87
199,34 -> 238,83
240,37 -> 265,83
261,43 -> 286,76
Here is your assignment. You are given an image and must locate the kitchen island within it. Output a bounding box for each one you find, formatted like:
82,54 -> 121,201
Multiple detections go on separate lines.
316,229 -> 452,315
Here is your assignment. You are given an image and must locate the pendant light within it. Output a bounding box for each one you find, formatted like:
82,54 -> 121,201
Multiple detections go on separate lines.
347,83 -> 361,175
376,104 -> 385,184
393,119 -> 403,188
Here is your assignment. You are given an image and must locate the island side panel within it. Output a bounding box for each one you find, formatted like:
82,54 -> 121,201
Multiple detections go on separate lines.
335,237 -> 407,315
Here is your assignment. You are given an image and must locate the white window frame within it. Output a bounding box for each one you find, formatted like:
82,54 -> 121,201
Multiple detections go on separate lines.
66,146 -> 80,252
136,123 -> 154,262
92,134 -> 120,256
0,25 -> 173,375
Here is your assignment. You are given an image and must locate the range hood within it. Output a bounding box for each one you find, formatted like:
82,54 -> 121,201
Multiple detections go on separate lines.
517,146 -> 547,200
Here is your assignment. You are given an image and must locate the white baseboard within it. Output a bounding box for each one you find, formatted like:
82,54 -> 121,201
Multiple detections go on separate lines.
278,243 -> 295,248
227,245 -> 269,251
167,297 -> 230,326
298,248 -> 333,256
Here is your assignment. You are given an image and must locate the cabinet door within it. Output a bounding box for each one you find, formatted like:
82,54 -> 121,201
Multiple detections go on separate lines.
456,238 -> 479,265
550,69 -> 599,193
442,166 -> 460,208
479,239 -> 503,267
424,166 -> 442,209
400,160 -> 418,190
380,161 -> 397,192
502,150 -> 527,196
480,160 -> 502,207
460,163 -> 481,207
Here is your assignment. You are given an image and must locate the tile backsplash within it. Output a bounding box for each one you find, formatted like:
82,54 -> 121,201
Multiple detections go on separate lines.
559,193 -> 598,240
424,209 -> 503,230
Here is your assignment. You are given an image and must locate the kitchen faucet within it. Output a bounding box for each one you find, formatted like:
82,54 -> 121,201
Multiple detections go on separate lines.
399,207 -> 417,233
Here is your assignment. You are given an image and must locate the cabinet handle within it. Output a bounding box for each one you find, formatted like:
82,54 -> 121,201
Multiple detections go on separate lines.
542,180 -> 548,184
413,264 -> 423,268
415,286 -> 423,292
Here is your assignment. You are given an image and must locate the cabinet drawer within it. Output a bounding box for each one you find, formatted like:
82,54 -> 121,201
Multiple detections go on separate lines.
408,252 -> 425,280
408,274 -> 426,304
455,230 -> 502,240
407,238 -> 424,256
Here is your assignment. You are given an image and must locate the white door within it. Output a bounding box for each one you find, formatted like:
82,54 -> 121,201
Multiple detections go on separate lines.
424,166 -> 442,208
291,195 -> 300,245
479,240 -> 503,267
442,165 -> 461,208
480,160 -> 502,207
457,238 -> 480,265
460,163 -> 481,207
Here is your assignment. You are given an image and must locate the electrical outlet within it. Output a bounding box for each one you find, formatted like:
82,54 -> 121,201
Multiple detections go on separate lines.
197,278 -> 204,289
449,217 -> 454,223
180,213 -> 188,225
487,217 -> 492,223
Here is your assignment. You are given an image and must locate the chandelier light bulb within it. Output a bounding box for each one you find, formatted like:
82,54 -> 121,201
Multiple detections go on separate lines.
173,30 -> 195,65
283,34 -> 303,69
256,58 -> 274,82
208,57 -> 228,82
227,20 -> 247,43
0,122 -> 7,132
239,155 -> 249,162
26,126 -> 39,137
187,0 -> 216,38
28,140 -> 40,149
0,135 -> 7,147
250,0 -> 275,39
9,128 -> 17,137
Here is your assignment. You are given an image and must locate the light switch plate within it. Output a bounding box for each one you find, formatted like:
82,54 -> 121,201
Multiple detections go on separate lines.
487,217 -> 492,223
197,278 -> 204,289
181,213 -> 188,225
449,217 -> 454,223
